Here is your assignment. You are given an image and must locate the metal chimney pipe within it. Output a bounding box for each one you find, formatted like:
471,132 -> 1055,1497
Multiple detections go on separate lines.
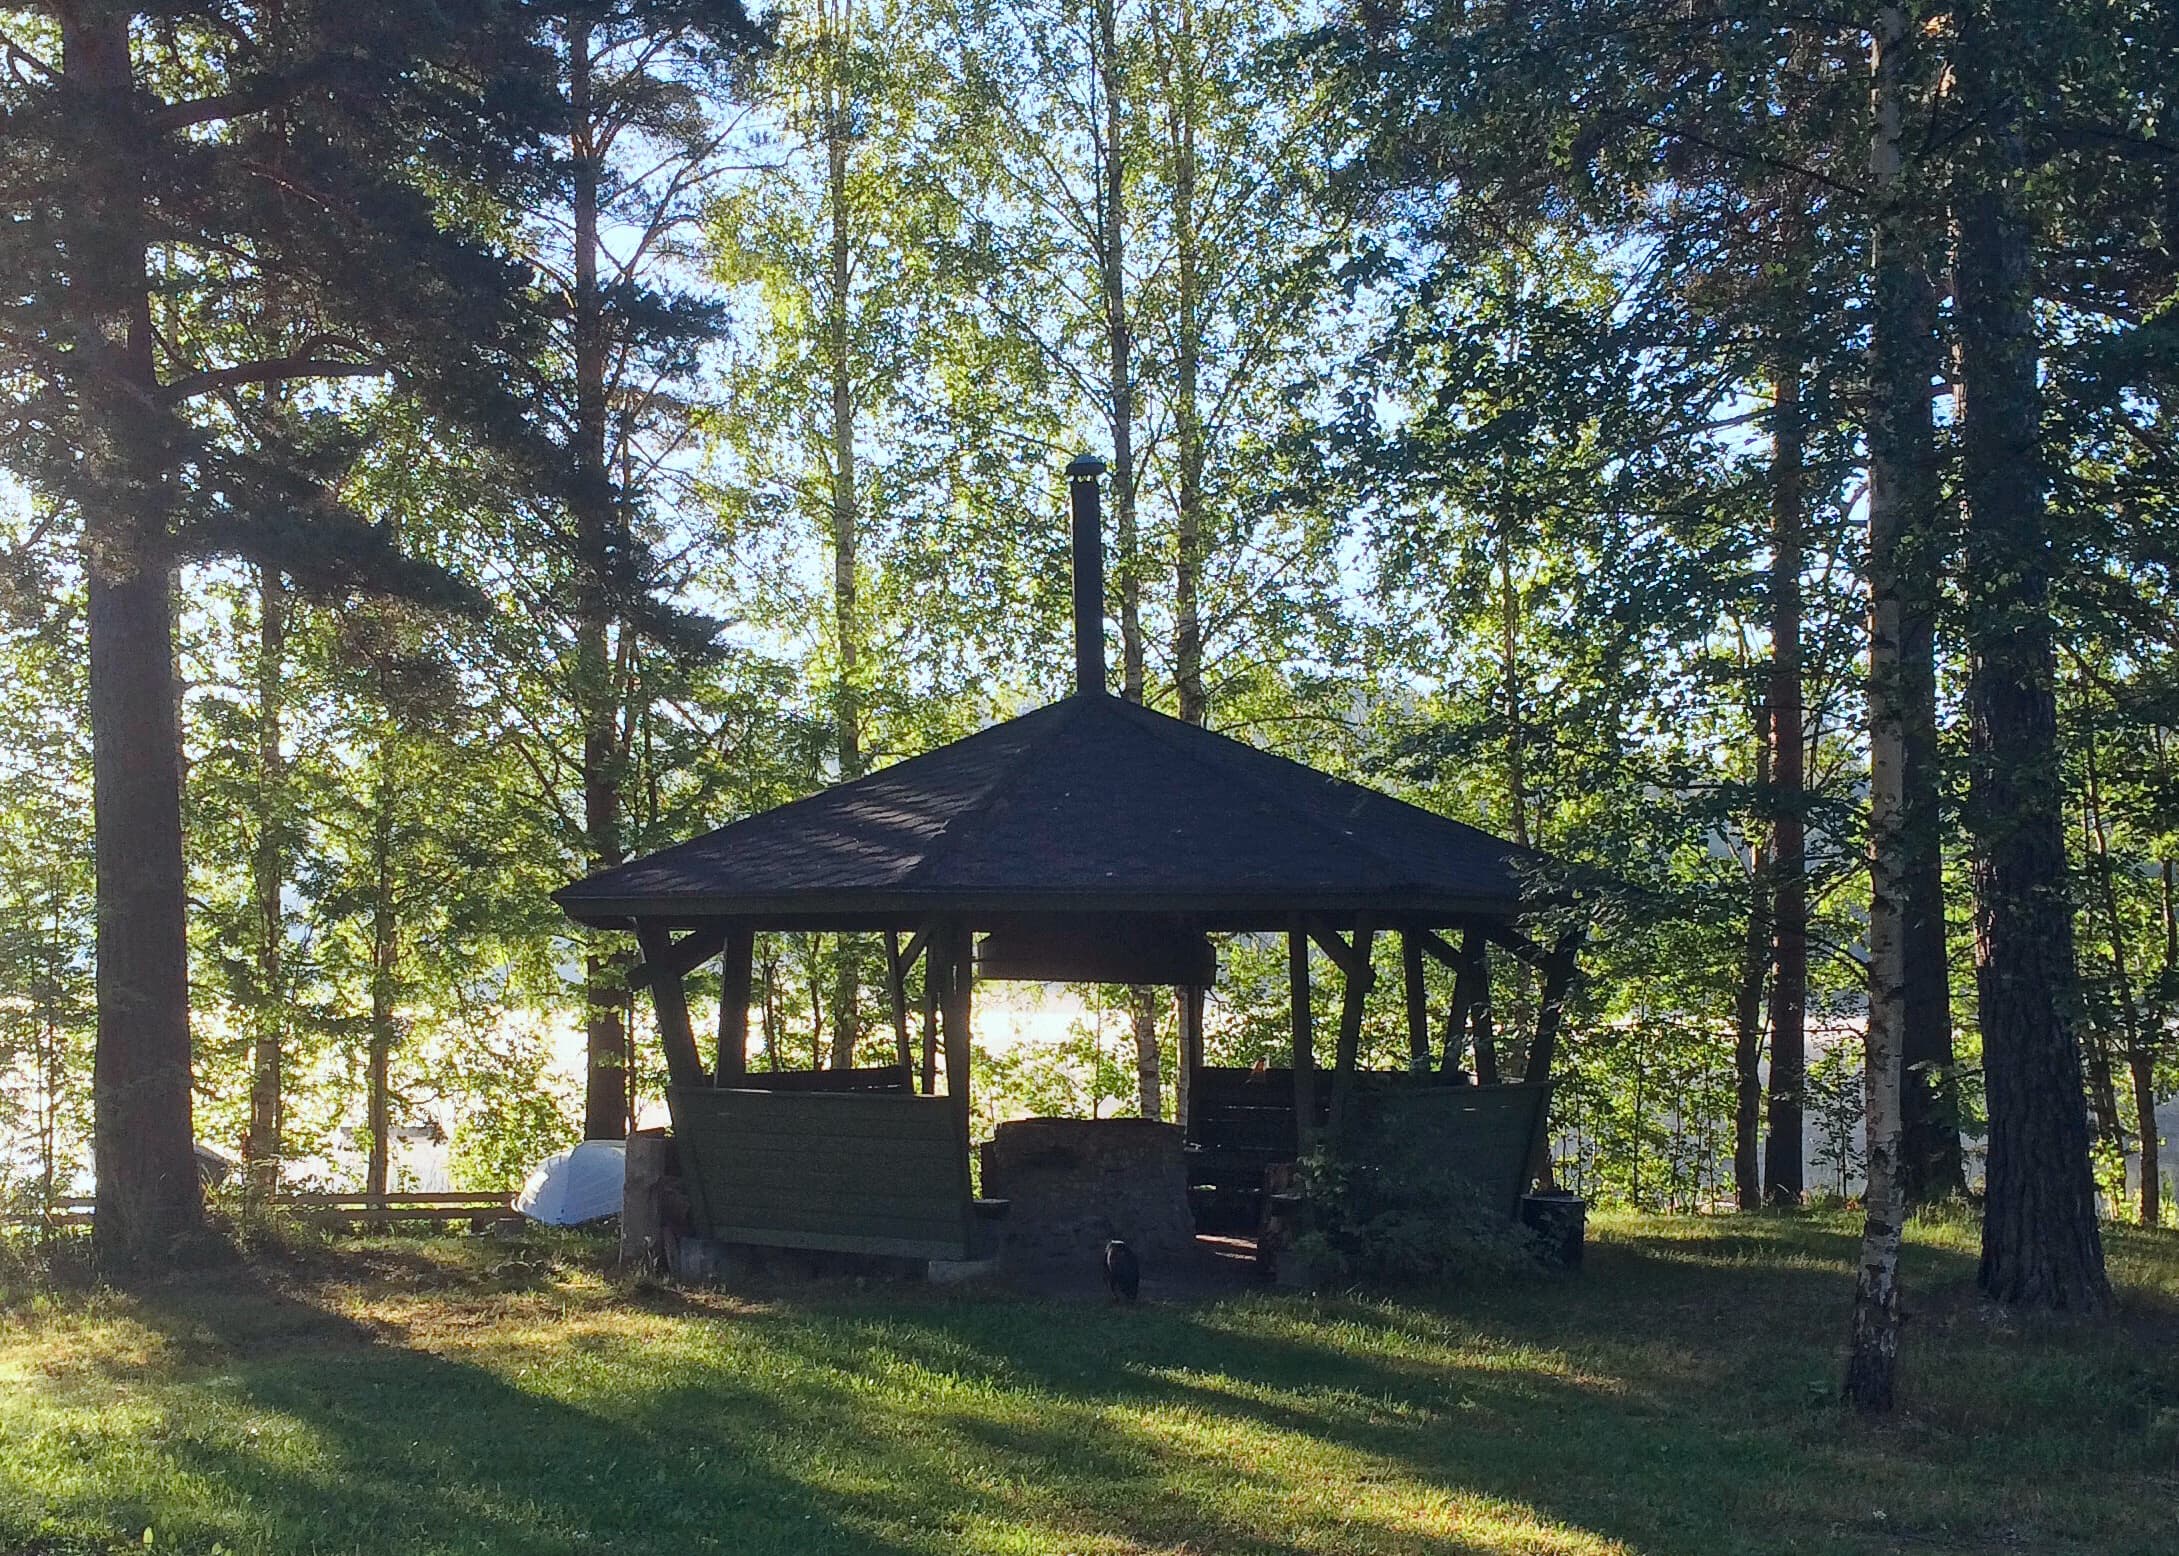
1066,453 -> 1108,696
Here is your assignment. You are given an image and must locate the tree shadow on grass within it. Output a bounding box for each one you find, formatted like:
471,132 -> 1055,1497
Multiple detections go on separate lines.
685,1221 -> 2027,1556
101,1270 -> 918,1556
62,1219 -> 2144,1556
709,1291 -> 1712,1555
630,1311 -> 1572,1556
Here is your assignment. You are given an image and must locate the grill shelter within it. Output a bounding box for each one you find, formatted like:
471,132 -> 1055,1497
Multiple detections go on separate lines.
554,460 -> 1584,1263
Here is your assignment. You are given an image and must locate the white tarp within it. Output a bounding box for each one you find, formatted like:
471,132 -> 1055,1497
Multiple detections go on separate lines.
515,1140 -> 626,1226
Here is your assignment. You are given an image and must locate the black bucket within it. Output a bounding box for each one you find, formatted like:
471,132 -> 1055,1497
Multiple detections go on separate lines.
1520,1192 -> 1587,1271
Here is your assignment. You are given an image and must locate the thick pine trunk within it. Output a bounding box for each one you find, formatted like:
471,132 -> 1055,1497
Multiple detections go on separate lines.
1955,12 -> 2109,1311
89,557 -> 201,1255
1765,367 -> 1808,1207
71,8 -> 205,1269
246,571 -> 287,1194
1850,8 -> 1917,1410
569,24 -> 630,1139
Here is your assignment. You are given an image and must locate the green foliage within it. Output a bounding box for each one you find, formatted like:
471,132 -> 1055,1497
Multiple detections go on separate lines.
1294,1139 -> 1541,1287
443,1020 -> 580,1193
0,498 -> 94,1206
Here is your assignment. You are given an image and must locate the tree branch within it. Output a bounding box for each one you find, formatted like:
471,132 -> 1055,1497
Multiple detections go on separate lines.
161,354 -> 387,402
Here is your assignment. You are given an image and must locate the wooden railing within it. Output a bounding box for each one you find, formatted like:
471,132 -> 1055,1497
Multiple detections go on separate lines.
2,1191 -> 520,1229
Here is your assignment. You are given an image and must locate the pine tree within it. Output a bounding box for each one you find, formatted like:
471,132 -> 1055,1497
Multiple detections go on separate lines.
1951,0 -> 2110,1312
541,1 -> 752,1137
0,2 -> 562,1269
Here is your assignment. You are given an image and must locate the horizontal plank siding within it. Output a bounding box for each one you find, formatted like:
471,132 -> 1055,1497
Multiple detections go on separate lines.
1183,1068 -> 1549,1225
1359,1083 -> 1550,1221
740,1065 -> 912,1094
669,1086 -> 973,1260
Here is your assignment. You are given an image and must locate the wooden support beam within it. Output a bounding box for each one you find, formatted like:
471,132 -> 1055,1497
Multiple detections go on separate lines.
1288,927 -> 1317,1154
1178,984 -> 1205,1132
940,921 -> 974,1147
1402,931 -> 1430,1071
1523,929 -> 1585,1088
634,921 -> 707,1092
884,930 -> 913,1077
716,924 -> 754,1085
919,921 -> 939,1094
1523,927 -> 1586,1189
1415,926 -> 1465,971
1466,927 -> 1499,1086
1441,940 -> 1475,1078
1480,920 -> 1552,970
1305,916 -> 1371,980
1328,920 -> 1377,1139
628,924 -> 727,990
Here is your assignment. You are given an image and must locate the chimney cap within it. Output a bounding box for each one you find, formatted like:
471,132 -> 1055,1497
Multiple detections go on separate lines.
1066,452 -> 1107,480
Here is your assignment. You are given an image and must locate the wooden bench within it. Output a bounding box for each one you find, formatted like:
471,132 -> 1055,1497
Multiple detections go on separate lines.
668,1085 -> 991,1261
1185,1068 -> 1550,1227
1185,1066 -> 1313,1227
1351,1082 -> 1551,1222
285,1192 -> 523,1229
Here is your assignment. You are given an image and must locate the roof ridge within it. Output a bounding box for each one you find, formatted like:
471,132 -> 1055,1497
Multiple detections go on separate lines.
897,696 -> 1085,894
1093,698 -> 1422,894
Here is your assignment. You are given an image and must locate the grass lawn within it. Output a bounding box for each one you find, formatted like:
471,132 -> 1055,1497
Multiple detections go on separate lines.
3,1212 -> 2176,1556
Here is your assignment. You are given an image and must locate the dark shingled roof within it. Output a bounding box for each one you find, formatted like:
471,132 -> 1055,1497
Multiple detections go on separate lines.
554,692 -> 1547,927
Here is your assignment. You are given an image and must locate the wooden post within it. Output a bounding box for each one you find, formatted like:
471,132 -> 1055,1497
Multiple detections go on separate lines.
1415,926 -> 1472,1078
1465,928 -> 1499,1085
919,923 -> 940,1094
620,1129 -> 672,1269
1523,929 -> 1583,1189
1524,929 -> 1583,1087
634,921 -> 706,1093
884,929 -> 913,1077
1401,930 -> 1430,1072
1178,983 -> 1205,1134
716,924 -> 753,1085
941,921 -> 974,1147
1328,920 -> 1376,1139
1288,927 -> 1316,1153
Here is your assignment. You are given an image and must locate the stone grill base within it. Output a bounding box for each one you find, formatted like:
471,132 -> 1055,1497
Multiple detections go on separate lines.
980,1117 -> 1197,1265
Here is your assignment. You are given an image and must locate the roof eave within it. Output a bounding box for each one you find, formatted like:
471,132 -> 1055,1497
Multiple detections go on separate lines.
554,886 -> 1539,932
